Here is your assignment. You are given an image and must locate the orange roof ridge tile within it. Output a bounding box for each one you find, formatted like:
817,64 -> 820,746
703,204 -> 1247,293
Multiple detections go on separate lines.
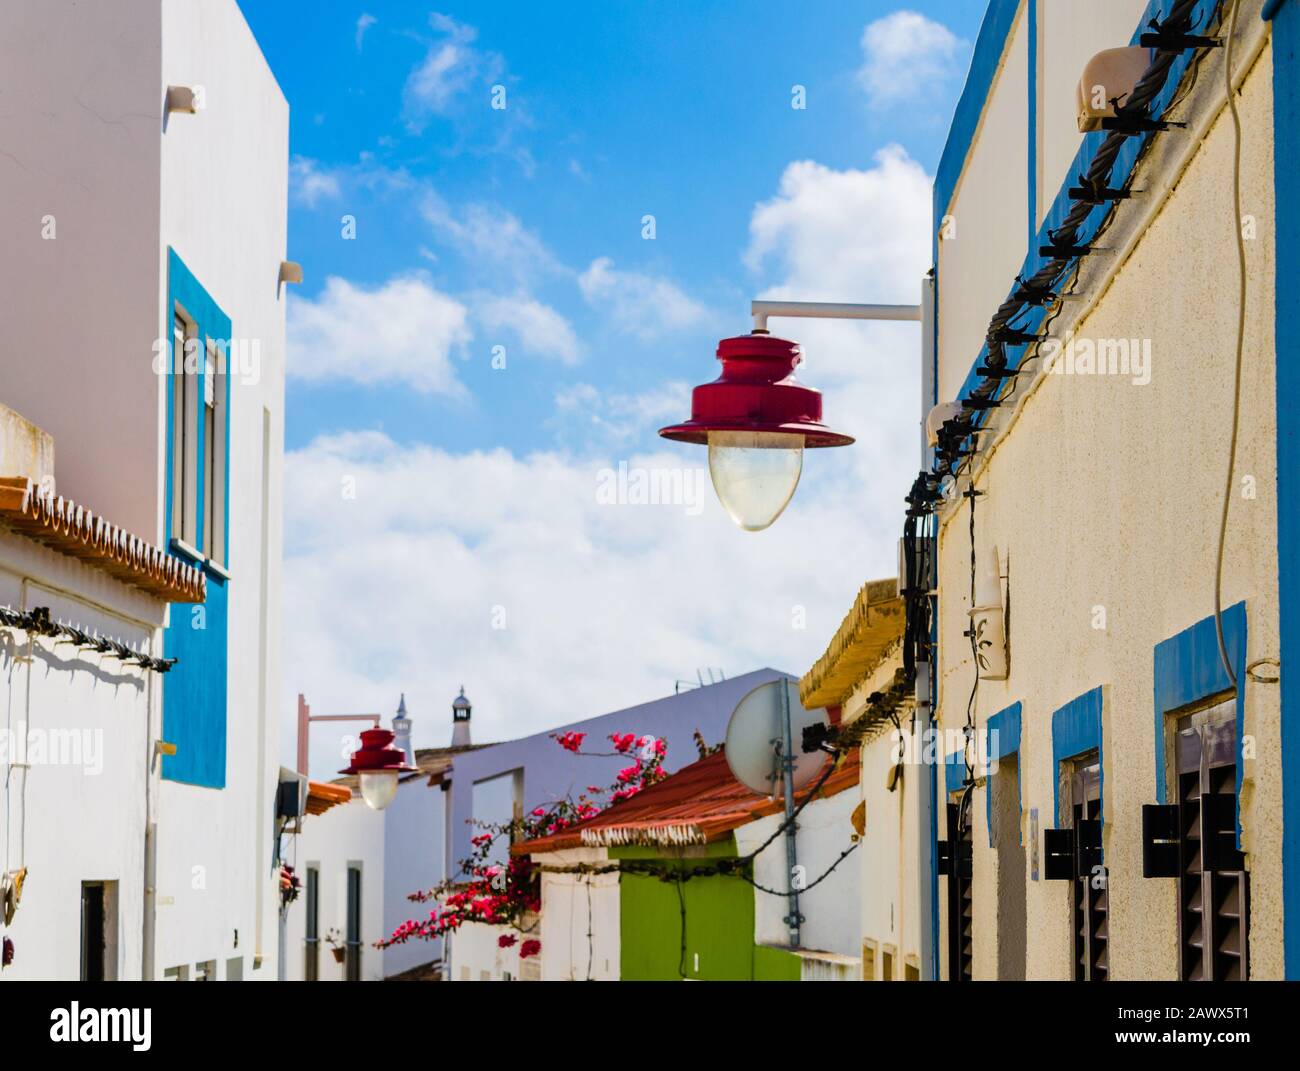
0,476 -> 206,603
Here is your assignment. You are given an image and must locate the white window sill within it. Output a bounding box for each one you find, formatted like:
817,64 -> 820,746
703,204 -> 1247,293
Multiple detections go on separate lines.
204,558 -> 232,582
170,537 -> 205,565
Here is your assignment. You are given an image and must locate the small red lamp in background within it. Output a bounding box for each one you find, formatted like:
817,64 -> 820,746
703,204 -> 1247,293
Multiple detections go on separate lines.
340,728 -> 416,811
659,300 -> 921,531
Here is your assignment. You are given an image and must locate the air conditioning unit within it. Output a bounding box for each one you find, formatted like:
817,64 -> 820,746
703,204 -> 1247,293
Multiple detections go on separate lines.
1077,47 -> 1151,132
276,767 -> 309,820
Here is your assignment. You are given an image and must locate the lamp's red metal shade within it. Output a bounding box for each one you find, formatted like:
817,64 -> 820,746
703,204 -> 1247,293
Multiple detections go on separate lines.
658,334 -> 854,447
339,728 -> 417,775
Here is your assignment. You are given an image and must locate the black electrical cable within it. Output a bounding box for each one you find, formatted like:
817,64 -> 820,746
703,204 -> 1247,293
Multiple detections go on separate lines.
674,869 -> 688,979
741,840 -> 861,898
0,605 -> 176,673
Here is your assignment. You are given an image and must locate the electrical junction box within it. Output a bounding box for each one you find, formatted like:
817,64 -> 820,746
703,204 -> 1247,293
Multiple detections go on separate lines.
276,767 -> 309,820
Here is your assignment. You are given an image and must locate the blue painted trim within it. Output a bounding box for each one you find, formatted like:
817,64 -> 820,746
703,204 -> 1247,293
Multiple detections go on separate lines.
162,247 -> 231,790
1264,0 -> 1291,20
1272,0 -> 1300,979
1027,0 -> 1038,251
1152,602 -> 1247,812
945,0 -> 1219,412
985,701 -> 1022,847
933,0 -> 1022,240
945,749 -> 966,797
1051,687 -> 1103,825
926,577 -> 940,980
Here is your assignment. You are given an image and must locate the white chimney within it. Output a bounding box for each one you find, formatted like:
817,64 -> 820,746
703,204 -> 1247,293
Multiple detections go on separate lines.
451,687 -> 472,748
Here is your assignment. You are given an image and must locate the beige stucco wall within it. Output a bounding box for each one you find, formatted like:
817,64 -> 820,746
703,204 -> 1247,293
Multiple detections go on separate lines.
935,41 -> 1280,979
537,847 -> 620,981
843,651 -> 921,978
937,2 -> 1029,404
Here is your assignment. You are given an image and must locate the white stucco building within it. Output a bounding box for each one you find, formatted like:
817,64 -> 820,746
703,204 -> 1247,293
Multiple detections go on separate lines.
0,0 -> 288,980
283,694 -> 472,981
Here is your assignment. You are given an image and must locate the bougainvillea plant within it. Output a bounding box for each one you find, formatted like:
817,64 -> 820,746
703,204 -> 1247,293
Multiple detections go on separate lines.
378,730 -> 670,960
279,863 -> 301,909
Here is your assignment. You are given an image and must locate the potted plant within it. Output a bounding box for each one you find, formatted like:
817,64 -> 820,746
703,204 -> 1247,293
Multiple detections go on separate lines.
326,928 -> 345,964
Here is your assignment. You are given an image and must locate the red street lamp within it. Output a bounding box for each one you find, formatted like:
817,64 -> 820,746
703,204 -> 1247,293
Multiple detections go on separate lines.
340,728 -> 416,811
659,300 -> 921,531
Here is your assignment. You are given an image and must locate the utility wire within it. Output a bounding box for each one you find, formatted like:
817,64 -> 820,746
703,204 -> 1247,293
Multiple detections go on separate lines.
1214,0 -> 1245,687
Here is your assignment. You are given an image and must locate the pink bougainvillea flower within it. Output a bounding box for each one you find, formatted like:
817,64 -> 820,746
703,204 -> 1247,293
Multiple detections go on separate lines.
531,807 -> 546,817
520,939 -> 541,959
555,731 -> 587,753
498,934 -> 518,948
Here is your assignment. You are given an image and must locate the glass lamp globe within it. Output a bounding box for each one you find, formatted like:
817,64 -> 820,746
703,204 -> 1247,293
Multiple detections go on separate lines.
707,430 -> 805,532
359,769 -> 400,811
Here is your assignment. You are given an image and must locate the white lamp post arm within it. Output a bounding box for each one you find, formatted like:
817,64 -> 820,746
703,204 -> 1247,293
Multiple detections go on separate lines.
751,299 -> 922,333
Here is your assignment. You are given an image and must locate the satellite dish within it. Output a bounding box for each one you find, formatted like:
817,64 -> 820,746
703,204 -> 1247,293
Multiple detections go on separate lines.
724,678 -> 829,797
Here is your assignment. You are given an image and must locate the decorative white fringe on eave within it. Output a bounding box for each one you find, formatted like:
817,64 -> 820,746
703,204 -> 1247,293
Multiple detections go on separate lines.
581,824 -> 706,848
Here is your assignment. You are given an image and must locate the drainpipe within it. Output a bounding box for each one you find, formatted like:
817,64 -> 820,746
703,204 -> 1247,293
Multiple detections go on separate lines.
780,683 -> 802,947
919,273 -> 940,981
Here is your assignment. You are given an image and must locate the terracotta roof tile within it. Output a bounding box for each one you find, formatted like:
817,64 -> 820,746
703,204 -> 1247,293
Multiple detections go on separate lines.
306,780 -> 352,815
514,747 -> 861,855
0,476 -> 205,603
799,577 -> 904,708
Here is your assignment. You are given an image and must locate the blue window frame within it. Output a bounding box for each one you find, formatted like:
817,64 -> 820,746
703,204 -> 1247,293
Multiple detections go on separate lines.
984,701 -> 1022,847
1051,686 -> 1103,826
162,248 -> 231,789
1152,602 -> 1247,819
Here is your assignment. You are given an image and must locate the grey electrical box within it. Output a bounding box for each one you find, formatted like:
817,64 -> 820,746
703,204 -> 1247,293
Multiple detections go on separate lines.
897,534 -> 937,598
276,767 -> 309,819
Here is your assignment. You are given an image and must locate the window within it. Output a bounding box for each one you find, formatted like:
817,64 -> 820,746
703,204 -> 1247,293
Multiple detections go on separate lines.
170,313 -> 199,552
345,865 -> 362,982
203,339 -> 227,568
881,945 -> 895,982
162,965 -> 189,981
942,799 -> 973,981
1174,699 -> 1249,981
195,960 -> 216,982
991,754 -> 1026,979
162,251 -> 232,791
1068,756 -> 1108,981
304,865 -> 320,982
861,940 -> 876,981
79,881 -> 117,981
169,309 -> 226,568
225,957 -> 243,981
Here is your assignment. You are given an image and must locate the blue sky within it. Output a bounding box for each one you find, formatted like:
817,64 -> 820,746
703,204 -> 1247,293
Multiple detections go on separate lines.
236,1 -> 979,774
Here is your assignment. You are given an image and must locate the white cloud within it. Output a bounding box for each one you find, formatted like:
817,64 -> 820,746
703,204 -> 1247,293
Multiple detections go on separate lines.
476,294 -> 581,365
289,156 -> 342,208
856,11 -> 965,109
578,257 -> 710,340
280,149 -> 933,781
286,274 -> 472,394
355,13 -> 377,51
281,429 -> 883,777
551,381 -> 692,449
421,194 -> 558,284
746,147 -> 931,308
402,13 -> 502,129
742,145 -> 933,569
